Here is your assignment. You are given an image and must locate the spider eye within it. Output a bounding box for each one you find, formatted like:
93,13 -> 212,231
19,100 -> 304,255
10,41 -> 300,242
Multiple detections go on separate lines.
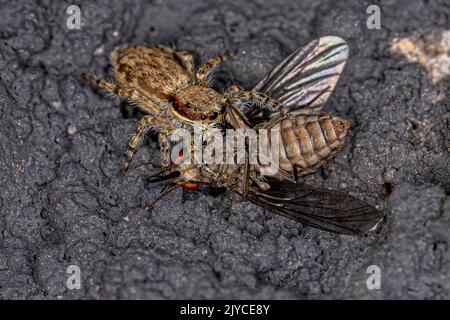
186,102 -> 192,108
200,114 -> 207,120
209,112 -> 218,120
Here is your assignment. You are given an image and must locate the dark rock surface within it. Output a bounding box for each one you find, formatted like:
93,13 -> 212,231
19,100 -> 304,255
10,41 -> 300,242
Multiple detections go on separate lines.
0,0 -> 448,299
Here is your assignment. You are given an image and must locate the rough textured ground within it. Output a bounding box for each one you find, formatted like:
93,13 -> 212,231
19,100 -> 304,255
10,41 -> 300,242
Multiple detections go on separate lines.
0,0 -> 449,299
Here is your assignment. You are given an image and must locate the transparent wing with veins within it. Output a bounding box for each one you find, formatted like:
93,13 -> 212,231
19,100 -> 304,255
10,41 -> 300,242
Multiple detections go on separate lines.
246,36 -> 349,124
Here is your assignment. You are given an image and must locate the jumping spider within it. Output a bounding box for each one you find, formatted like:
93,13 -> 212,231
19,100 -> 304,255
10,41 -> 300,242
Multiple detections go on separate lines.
87,44 -> 288,170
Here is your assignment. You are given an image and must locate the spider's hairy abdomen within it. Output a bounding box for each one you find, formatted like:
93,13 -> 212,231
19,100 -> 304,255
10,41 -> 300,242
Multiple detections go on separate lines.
112,46 -> 190,106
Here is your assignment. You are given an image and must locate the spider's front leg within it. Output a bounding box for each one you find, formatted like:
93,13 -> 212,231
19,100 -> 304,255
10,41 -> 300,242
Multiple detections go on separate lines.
158,130 -> 172,168
224,85 -> 293,118
196,52 -> 234,86
124,115 -> 171,170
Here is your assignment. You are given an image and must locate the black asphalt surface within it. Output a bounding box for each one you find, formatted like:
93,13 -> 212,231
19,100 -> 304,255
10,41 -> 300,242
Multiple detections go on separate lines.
0,0 -> 448,299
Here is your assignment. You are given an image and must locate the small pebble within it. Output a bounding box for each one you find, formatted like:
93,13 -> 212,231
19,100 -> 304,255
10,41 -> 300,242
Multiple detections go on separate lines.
94,45 -> 104,56
67,126 -> 77,135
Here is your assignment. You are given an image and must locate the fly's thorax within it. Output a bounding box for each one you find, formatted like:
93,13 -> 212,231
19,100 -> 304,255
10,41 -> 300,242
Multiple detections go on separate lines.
174,162 -> 238,189
177,164 -> 202,182
171,85 -> 227,124
270,113 -> 350,175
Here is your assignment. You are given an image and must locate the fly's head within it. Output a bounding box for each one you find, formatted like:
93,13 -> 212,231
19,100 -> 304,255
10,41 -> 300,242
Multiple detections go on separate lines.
172,85 -> 227,125
166,162 -> 204,190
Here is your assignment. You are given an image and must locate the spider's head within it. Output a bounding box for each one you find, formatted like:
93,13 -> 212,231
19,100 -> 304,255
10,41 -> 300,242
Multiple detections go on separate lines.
171,85 -> 227,124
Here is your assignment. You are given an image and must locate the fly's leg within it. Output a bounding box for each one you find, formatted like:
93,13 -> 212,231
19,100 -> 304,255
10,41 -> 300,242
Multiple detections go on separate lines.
242,153 -> 250,197
224,85 -> 293,119
86,74 -> 159,114
144,167 -> 179,185
124,115 -> 170,171
145,183 -> 178,209
156,45 -> 195,78
196,52 -> 234,86
250,171 -> 270,191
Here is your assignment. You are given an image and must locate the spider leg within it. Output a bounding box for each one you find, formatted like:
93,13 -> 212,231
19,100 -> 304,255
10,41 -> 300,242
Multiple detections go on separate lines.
86,74 -> 127,97
159,131 -> 171,168
196,52 -> 234,86
224,85 -> 293,119
177,50 -> 195,78
124,115 -> 171,171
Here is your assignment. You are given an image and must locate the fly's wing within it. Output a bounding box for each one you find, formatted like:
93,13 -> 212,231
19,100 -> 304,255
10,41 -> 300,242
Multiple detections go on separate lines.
252,36 -> 349,118
226,102 -> 251,129
247,180 -> 384,235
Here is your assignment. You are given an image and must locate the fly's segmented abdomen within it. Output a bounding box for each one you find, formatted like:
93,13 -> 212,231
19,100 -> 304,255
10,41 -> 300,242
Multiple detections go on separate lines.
270,113 -> 350,174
